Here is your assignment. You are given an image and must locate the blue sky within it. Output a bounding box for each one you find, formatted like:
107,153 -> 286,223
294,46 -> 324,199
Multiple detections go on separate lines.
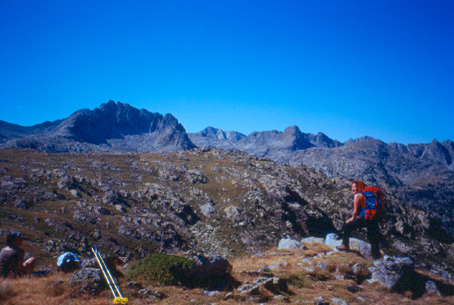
0,0 -> 452,144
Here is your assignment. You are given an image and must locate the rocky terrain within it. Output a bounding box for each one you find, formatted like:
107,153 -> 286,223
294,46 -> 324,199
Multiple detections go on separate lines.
3,236 -> 453,305
1,148 -> 453,279
191,127 -> 454,238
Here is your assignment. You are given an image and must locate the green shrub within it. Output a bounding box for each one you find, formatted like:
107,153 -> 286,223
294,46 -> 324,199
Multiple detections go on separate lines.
126,254 -> 195,286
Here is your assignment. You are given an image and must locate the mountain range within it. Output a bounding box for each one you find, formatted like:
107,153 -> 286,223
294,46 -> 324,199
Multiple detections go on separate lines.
1,100 -> 453,237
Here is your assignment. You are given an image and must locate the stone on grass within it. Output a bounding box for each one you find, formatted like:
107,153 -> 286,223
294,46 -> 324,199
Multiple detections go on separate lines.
278,238 -> 306,250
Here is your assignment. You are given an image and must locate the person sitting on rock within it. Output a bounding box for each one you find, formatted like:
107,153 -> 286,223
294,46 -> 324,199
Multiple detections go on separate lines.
0,231 -> 36,278
336,180 -> 381,259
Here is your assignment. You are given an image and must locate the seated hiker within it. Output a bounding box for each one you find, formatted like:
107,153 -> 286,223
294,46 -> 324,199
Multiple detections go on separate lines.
0,231 -> 36,278
336,180 -> 382,259
57,252 -> 81,273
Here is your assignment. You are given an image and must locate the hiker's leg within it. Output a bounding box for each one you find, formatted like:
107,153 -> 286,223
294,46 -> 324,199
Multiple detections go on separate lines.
342,218 -> 364,249
367,221 -> 381,258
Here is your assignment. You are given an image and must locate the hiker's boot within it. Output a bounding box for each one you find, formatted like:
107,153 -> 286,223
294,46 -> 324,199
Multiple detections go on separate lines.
336,244 -> 349,251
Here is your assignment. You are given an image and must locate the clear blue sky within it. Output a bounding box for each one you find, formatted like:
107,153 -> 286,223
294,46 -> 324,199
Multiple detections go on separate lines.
1,0 -> 452,144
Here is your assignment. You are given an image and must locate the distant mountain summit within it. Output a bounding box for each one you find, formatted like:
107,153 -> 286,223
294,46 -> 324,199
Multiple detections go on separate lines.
0,100 -> 196,152
189,125 -> 342,158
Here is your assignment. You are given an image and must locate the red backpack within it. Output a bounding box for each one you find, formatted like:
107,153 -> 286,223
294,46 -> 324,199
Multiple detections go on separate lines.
359,186 -> 385,221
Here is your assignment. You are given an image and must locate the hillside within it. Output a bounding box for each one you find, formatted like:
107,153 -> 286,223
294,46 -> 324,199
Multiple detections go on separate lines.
191,127 -> 454,239
1,148 -> 453,276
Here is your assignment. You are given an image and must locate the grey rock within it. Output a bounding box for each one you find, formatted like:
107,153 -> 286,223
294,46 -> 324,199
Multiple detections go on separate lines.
189,255 -> 232,277
138,288 -> 150,295
69,268 -> 103,287
200,203 -> 216,218
224,206 -> 245,223
186,170 -> 207,184
425,280 -> 442,296
70,189 -> 81,197
301,237 -> 325,244
254,277 -> 287,293
325,233 -> 342,248
368,256 -> 415,289
237,284 -> 260,295
278,238 -> 306,250
115,204 -> 126,212
349,238 -> 372,258
331,297 -> 350,305
201,290 -> 220,297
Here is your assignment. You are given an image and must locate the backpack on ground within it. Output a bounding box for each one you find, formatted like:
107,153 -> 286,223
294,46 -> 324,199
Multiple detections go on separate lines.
359,186 -> 385,221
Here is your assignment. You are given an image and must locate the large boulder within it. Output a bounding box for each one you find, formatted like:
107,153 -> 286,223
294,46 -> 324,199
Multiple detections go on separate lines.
69,267 -> 103,287
368,256 -> 415,290
189,255 -> 232,277
349,238 -> 372,258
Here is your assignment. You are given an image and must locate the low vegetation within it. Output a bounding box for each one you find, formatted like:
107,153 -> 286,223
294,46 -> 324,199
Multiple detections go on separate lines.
1,242 -> 453,305
126,253 -> 195,286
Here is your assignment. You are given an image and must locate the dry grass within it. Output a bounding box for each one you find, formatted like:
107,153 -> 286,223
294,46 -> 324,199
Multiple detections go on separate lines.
1,243 -> 454,305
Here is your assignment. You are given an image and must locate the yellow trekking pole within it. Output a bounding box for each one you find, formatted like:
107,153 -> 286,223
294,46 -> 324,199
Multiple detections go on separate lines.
92,246 -> 128,305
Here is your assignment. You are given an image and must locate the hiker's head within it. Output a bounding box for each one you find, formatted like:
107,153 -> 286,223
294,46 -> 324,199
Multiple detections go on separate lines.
352,181 -> 366,193
6,231 -> 23,247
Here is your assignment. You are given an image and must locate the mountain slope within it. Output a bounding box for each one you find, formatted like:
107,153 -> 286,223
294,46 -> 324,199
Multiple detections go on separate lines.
1,148 -> 453,283
0,100 -> 196,152
191,127 -> 454,237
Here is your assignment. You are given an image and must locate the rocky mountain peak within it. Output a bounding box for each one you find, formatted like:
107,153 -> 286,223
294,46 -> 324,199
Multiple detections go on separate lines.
0,100 -> 196,152
279,125 -> 314,151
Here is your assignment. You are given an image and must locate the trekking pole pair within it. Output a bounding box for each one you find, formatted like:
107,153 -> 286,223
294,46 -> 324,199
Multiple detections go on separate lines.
91,245 -> 128,305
